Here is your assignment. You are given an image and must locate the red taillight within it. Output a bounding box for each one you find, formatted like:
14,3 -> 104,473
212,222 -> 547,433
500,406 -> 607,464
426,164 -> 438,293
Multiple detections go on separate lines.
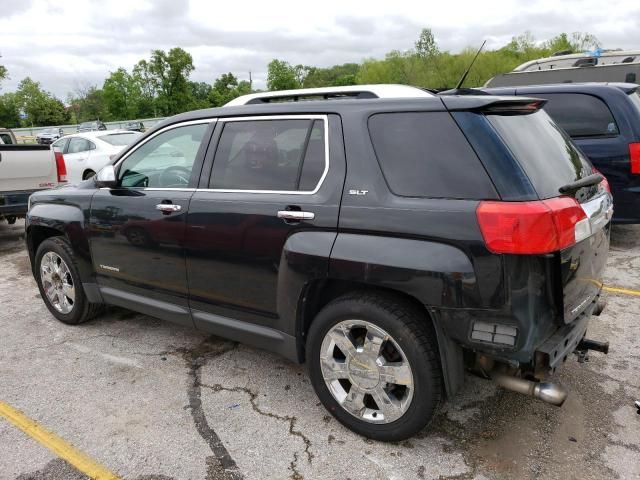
630,143 -> 640,174
476,197 -> 588,254
54,149 -> 67,183
592,167 -> 611,193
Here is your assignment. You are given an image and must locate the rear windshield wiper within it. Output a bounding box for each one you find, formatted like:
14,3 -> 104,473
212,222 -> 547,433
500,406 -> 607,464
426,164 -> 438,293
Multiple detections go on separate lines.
558,173 -> 603,195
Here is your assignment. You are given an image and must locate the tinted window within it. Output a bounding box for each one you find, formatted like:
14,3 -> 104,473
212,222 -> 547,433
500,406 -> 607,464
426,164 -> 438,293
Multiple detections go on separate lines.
368,112 -> 497,199
119,123 -> 207,188
536,93 -> 618,137
0,133 -> 13,144
67,137 -> 94,153
487,109 -> 592,200
99,133 -> 140,146
210,118 -> 326,191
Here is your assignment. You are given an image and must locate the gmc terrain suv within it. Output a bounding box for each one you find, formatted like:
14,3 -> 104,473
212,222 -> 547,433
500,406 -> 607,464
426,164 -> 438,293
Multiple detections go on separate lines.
26,85 -> 612,441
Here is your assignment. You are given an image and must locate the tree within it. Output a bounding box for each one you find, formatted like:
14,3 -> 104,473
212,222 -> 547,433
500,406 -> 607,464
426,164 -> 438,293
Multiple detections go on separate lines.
132,59 -> 159,117
15,78 -> 69,126
67,85 -> 106,123
267,59 -> 300,91
103,68 -> 140,120
209,73 -> 251,106
189,81 -> 212,109
0,93 -> 20,128
415,28 -> 439,58
148,47 -> 195,115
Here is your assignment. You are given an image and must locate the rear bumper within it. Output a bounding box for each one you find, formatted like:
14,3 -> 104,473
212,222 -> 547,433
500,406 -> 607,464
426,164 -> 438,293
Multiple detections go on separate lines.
0,190 -> 39,217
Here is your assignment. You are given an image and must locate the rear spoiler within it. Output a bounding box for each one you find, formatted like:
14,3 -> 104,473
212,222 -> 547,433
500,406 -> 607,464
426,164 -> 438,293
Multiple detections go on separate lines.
440,95 -> 547,113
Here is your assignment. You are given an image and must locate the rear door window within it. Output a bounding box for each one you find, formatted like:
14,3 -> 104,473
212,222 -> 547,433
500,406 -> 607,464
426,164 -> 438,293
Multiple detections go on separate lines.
367,112 -> 497,199
210,118 -> 326,192
486,109 -> 593,200
67,137 -> 94,153
533,93 -> 619,137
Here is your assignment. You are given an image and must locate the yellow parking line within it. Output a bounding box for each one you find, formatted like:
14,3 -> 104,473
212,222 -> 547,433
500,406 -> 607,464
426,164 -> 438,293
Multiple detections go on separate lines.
0,401 -> 120,480
603,285 -> 640,297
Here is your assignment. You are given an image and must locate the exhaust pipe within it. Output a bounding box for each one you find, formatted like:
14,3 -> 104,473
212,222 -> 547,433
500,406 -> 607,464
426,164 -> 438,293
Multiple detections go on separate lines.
491,371 -> 568,406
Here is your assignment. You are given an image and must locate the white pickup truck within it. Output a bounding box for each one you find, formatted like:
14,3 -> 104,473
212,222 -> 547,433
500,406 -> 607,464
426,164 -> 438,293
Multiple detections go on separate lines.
0,128 -> 65,224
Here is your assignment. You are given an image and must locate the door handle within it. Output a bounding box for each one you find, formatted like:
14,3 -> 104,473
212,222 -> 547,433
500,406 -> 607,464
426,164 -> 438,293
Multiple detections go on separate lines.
156,204 -> 182,213
277,210 -> 315,221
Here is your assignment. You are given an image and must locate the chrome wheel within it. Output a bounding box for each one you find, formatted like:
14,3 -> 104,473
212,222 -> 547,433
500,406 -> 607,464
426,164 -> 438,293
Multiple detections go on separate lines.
40,252 -> 75,314
320,320 -> 414,424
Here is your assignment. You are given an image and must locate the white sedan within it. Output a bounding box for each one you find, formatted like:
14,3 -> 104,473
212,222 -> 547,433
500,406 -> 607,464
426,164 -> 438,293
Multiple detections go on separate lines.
51,130 -> 141,182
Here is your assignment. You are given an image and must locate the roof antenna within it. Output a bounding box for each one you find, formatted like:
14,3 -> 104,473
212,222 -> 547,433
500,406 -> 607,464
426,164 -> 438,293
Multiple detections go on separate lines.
455,40 -> 487,89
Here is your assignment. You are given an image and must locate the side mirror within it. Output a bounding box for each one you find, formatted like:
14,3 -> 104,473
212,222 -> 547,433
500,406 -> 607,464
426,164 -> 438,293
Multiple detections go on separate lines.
95,165 -> 118,188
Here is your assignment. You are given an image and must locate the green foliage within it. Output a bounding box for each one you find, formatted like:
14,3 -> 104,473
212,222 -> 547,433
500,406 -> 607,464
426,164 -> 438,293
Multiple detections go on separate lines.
0,64 -> 7,89
357,30 -> 602,90
67,86 -> 106,124
303,63 -> 360,88
0,93 -> 20,128
209,73 -> 251,107
15,78 -> 69,126
103,68 -> 140,120
267,59 -> 302,91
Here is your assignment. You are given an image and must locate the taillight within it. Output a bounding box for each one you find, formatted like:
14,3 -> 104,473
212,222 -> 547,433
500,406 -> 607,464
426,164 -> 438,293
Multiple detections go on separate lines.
592,167 -> 611,193
476,197 -> 589,254
630,143 -> 640,174
54,149 -> 67,183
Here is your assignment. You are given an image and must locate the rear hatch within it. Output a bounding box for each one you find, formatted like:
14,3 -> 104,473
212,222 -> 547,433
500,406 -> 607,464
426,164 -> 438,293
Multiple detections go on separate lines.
0,145 -> 58,192
483,104 -> 612,323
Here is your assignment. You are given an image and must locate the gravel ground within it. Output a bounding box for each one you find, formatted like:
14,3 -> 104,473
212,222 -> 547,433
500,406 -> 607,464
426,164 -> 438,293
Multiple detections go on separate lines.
0,219 -> 638,480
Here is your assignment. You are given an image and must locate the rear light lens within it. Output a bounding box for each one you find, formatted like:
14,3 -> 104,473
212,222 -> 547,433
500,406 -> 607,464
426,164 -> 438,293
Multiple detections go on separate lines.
592,167 -> 611,193
630,143 -> 640,174
54,149 -> 67,183
477,197 -> 589,254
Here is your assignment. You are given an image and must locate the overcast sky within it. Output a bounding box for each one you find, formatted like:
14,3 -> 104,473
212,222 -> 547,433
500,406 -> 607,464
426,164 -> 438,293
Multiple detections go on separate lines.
1,0 -> 639,99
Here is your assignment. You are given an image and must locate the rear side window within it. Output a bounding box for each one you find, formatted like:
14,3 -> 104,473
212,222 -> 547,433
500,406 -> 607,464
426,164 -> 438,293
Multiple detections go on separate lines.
67,137 -> 95,153
210,118 -> 326,192
486,109 -> 592,200
0,133 -> 13,144
367,112 -> 497,199
627,91 -> 640,115
536,93 -> 619,137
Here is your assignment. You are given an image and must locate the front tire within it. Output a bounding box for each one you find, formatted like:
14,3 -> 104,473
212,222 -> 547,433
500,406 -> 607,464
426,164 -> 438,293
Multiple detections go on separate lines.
307,292 -> 443,441
35,237 -> 102,325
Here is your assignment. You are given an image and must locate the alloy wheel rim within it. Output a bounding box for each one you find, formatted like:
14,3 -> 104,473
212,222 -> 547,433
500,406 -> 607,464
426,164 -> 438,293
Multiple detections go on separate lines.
320,320 -> 414,424
40,252 -> 75,314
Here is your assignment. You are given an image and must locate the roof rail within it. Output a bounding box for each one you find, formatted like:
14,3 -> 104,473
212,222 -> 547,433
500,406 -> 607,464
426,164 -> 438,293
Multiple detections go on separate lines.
224,84 -> 433,106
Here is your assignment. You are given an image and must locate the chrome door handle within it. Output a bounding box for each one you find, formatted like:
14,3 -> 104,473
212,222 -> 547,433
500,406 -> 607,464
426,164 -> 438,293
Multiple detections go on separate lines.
156,204 -> 182,213
277,210 -> 315,221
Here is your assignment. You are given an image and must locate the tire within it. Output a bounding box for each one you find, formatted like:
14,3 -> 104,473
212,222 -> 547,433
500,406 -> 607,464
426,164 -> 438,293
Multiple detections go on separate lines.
307,291 -> 443,441
35,237 -> 102,325
83,170 -> 96,180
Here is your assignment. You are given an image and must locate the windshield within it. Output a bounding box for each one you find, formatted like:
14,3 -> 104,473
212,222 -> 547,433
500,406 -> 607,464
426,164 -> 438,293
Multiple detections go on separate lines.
42,129 -> 58,134
99,132 -> 139,146
486,109 -> 593,200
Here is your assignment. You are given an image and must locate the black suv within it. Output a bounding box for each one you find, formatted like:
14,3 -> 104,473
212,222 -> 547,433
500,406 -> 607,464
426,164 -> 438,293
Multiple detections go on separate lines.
26,87 -> 612,441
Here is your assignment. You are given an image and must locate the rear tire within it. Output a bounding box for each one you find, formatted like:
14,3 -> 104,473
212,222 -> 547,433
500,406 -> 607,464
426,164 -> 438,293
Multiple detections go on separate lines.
83,170 -> 96,180
35,237 -> 102,325
307,291 -> 443,441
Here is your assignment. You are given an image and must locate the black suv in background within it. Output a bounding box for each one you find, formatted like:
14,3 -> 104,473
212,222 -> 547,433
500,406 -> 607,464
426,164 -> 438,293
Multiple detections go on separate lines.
484,83 -> 640,223
26,87 -> 612,441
